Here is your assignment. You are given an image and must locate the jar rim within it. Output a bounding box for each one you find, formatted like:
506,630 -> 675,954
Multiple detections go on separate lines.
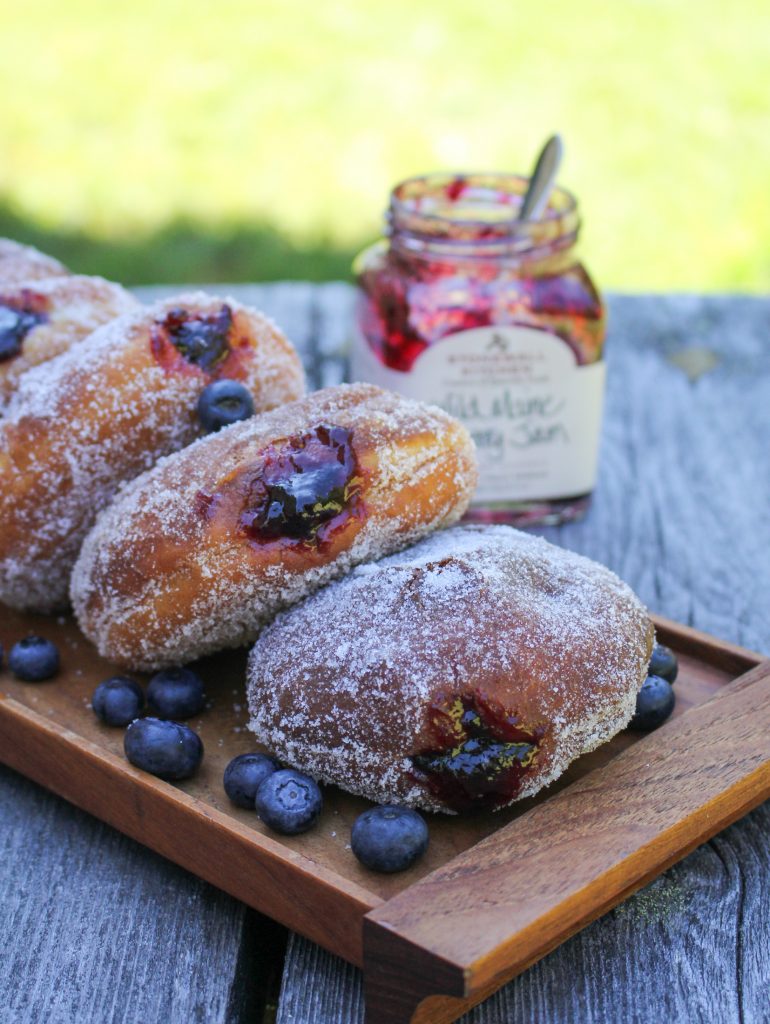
386,171 -> 579,258
389,171 -> 578,231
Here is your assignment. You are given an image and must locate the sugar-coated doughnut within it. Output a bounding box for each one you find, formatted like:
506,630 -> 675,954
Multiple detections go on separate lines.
246,525 -> 654,814
71,384 -> 477,670
0,239 -> 69,285
0,293 -> 304,611
0,275 -> 138,411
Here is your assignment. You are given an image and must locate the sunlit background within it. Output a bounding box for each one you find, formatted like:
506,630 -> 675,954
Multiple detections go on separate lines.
2,0 -> 769,289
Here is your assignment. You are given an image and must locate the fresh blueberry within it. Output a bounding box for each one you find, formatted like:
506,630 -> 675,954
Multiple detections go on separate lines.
92,676 -> 145,727
8,635 -> 60,681
197,379 -> 255,433
648,643 -> 679,684
146,667 -> 206,719
351,805 -> 429,873
629,675 -> 676,731
224,752 -> 280,809
255,768 -> 322,834
124,718 -> 203,780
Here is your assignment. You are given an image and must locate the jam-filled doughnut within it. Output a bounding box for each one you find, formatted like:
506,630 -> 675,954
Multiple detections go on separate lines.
0,239 -> 69,285
0,293 -> 304,611
0,274 -> 138,411
71,384 -> 477,670
246,524 -> 654,814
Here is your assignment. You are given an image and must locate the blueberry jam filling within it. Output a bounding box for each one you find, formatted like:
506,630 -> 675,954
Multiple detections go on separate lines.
0,299 -> 49,362
240,424 -> 362,543
156,304 -> 233,369
411,694 -> 542,812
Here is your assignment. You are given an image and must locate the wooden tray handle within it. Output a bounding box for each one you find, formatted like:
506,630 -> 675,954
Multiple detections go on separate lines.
363,658 -> 770,1024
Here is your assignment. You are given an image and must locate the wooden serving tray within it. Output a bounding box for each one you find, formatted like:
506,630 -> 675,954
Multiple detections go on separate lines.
1,610 -> 768,1023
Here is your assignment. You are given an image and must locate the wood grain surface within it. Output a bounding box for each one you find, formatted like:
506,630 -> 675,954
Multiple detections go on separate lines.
2,287 -> 769,1024
0,764 -> 272,1024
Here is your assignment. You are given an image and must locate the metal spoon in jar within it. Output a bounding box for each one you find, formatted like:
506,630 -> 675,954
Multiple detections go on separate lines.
517,134 -> 564,222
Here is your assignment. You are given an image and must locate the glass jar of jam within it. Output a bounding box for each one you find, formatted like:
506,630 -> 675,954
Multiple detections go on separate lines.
351,171 -> 606,526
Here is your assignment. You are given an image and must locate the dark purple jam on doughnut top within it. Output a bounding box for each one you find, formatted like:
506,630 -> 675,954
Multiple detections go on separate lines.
240,424 -> 363,544
411,692 -> 544,812
159,304 -> 233,369
0,294 -> 49,362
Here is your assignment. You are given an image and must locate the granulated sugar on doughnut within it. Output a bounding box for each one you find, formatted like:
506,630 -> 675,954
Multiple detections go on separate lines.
72,383 -> 477,670
0,238 -> 69,286
0,274 -> 138,411
0,292 -> 304,611
246,524 -> 654,814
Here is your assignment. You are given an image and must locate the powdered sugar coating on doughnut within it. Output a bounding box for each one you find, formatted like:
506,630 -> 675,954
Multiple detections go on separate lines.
0,239 -> 69,286
0,274 -> 139,411
71,384 -> 477,669
0,292 -> 304,611
246,524 -> 654,813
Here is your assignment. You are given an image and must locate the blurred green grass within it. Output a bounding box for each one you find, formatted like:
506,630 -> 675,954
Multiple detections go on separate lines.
1,0 -> 769,288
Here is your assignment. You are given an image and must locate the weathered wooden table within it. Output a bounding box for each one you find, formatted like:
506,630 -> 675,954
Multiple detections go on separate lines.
2,285 -> 769,1024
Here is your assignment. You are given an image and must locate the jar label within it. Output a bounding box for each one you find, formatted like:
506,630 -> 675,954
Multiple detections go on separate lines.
351,325 -> 606,503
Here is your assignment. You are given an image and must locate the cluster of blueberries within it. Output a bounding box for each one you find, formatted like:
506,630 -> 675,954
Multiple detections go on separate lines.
1,634 -> 428,873
1,634 -> 679,874
629,642 -> 678,730
224,752 -> 429,873
94,668 -> 427,873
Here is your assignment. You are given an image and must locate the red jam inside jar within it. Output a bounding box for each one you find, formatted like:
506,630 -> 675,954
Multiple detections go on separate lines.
353,173 -> 606,527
